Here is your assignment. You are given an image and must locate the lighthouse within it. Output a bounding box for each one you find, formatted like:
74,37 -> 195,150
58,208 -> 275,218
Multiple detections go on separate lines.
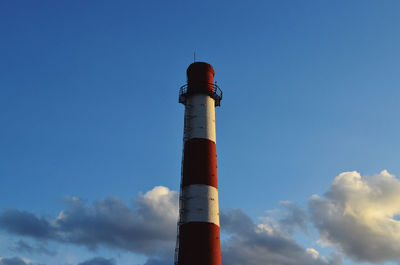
175,62 -> 223,265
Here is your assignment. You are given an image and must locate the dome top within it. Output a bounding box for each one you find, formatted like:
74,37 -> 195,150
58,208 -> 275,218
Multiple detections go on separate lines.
186,62 -> 215,84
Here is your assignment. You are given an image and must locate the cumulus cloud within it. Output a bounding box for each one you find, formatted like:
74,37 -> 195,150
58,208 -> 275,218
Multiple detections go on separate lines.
0,186 -> 178,257
309,170 -> 400,263
77,257 -> 115,265
0,210 -> 54,239
220,209 -> 341,265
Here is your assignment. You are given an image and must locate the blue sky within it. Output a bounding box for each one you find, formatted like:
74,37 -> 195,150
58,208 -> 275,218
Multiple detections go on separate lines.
1,1 -> 400,265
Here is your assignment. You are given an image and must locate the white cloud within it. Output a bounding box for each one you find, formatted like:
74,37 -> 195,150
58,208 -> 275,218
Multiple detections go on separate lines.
309,170 -> 400,263
306,248 -> 319,259
138,186 -> 179,222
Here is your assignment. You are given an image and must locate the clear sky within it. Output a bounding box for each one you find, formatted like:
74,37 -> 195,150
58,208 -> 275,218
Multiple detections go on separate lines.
1,1 -> 400,265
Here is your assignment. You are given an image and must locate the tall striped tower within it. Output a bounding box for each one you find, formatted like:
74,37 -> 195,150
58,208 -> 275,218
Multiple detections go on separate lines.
175,62 -> 223,265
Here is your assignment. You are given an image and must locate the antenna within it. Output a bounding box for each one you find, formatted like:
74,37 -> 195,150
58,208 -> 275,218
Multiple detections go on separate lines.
194,52 -> 196,62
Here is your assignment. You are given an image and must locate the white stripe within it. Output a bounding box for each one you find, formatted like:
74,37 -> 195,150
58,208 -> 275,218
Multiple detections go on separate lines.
180,184 -> 220,226
183,94 -> 216,143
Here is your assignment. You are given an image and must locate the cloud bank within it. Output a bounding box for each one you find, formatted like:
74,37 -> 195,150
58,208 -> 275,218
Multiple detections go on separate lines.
4,171 -> 400,264
221,209 -> 340,265
0,184 -> 341,265
310,170 -> 400,263
0,186 -> 178,257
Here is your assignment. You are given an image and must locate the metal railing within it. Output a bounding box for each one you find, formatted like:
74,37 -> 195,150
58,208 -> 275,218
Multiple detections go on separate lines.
179,83 -> 223,106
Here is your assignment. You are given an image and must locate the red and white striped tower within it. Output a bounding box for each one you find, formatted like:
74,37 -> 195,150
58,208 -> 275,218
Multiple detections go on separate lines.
175,62 -> 223,265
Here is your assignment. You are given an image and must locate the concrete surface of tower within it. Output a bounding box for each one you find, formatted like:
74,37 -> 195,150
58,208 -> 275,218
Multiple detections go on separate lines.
175,62 -> 223,265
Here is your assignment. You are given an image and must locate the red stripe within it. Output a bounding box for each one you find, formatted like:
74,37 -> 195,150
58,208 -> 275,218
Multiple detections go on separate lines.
186,62 -> 215,96
178,222 -> 221,265
182,138 -> 218,188
187,62 -> 214,85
